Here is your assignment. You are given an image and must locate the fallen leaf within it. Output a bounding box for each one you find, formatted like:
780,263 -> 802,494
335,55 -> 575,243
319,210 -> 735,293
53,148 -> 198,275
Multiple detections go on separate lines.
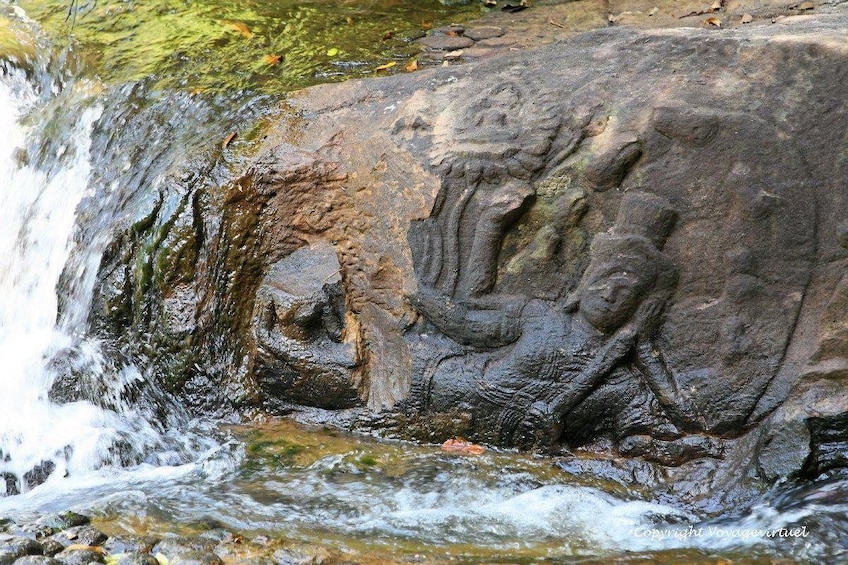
442,60 -> 449,67
221,20 -> 253,39
704,16 -> 722,27
444,49 -> 464,60
442,438 -> 486,455
374,61 -> 396,72
346,16 -> 354,26
549,17 -> 566,28
648,7 -> 659,16
798,1 -> 815,9
327,47 -> 339,57
66,545 -> 104,553
608,12 -> 619,23
264,54 -> 282,65
189,88 -> 206,97
222,132 -> 237,148
421,20 -> 432,30
741,13 -> 753,23
485,0 -> 497,6
710,0 -> 723,12
405,59 -> 419,72
154,553 -> 170,565
382,30 -> 394,40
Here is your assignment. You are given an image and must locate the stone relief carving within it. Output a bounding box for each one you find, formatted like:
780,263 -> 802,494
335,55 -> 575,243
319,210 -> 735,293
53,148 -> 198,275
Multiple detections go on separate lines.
409,191 -> 718,460
252,241 -> 362,410
398,82 -> 815,463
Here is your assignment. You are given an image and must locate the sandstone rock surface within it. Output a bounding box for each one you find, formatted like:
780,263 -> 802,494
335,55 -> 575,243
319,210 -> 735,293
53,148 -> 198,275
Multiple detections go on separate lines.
90,4 -> 848,509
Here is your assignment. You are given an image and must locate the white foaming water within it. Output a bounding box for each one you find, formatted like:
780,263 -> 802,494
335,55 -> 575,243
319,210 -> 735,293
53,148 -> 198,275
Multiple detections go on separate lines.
0,66 -> 183,495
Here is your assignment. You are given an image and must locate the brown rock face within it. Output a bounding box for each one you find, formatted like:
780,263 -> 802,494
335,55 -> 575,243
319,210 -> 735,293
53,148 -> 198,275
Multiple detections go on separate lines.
92,11 -> 848,504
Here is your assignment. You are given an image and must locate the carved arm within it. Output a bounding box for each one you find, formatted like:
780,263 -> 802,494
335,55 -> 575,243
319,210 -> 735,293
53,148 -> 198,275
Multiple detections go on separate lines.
634,340 -> 707,433
407,288 -> 523,349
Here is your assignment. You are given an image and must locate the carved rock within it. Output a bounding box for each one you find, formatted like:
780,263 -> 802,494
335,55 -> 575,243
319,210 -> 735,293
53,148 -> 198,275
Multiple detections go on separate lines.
89,11 -> 848,509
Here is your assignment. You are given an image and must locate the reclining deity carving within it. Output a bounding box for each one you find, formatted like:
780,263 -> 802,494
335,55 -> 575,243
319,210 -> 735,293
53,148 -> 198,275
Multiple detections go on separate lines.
408,190 -> 717,461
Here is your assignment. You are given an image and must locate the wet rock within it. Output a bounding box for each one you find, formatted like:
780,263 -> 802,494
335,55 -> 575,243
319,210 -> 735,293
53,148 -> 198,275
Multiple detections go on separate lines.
101,536 -> 158,556
13,557 -> 61,565
34,515 -> 88,534
49,526 -> 107,549
152,538 -> 217,557
88,0 -> 848,509
464,26 -> 504,40
0,537 -> 42,563
52,547 -> 105,565
168,552 -> 223,565
37,541 -> 63,558
416,35 -> 475,50
108,554 -> 159,565
805,412 -> 848,477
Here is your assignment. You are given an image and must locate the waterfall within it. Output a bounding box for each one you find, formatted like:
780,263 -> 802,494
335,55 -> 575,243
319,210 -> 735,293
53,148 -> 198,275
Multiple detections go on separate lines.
0,54 -> 197,497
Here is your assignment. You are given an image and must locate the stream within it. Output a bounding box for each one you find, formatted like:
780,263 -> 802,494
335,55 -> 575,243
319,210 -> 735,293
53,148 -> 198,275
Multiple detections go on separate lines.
1,1 -> 847,563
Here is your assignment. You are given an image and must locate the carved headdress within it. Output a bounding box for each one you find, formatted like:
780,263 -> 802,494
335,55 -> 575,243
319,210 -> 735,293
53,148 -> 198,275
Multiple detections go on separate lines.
577,191 -> 679,298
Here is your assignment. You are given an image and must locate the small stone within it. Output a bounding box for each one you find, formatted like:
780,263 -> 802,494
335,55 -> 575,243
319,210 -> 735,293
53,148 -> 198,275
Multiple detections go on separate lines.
464,26 -> 505,41
13,557 -> 61,564
101,535 -> 158,556
53,547 -> 106,565
417,35 -> 475,50
110,553 -> 160,565
39,540 -> 64,558
169,551 -> 223,565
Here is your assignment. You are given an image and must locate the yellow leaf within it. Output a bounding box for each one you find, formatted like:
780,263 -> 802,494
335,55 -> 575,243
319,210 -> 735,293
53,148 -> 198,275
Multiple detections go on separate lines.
327,48 -> 339,57
155,553 -> 170,565
221,20 -> 253,39
66,545 -> 104,553
704,16 -> 722,27
264,54 -> 282,65
405,59 -> 419,72
222,132 -> 237,148
374,61 -> 396,72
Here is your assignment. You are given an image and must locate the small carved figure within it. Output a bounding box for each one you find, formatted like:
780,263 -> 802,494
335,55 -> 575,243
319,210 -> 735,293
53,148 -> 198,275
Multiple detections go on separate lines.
409,191 -> 707,451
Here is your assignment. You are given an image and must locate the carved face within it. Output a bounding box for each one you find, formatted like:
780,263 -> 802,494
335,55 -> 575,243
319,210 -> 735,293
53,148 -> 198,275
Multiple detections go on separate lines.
578,261 -> 654,333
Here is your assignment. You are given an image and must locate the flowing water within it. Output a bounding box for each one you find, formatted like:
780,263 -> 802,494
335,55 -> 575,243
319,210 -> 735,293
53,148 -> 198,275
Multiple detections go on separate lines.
0,2 -> 847,564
